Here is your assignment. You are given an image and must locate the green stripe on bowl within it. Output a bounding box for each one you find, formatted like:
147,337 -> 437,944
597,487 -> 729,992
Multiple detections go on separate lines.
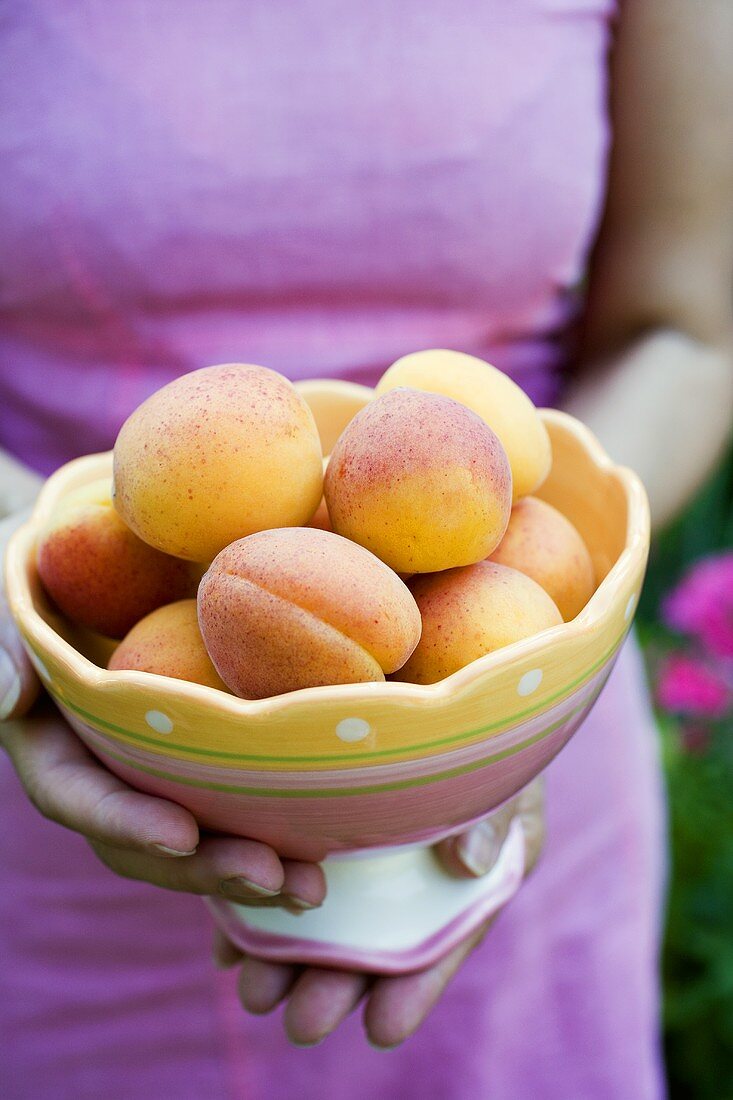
81,685 -> 603,798
49,633 -> 625,766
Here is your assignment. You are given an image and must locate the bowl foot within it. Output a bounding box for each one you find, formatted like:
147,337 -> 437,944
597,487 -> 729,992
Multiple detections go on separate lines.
206,818 -> 525,974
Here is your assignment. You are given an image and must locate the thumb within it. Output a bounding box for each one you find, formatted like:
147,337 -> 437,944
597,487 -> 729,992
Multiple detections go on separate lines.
0,509 -> 41,722
0,615 -> 41,722
435,799 -> 516,879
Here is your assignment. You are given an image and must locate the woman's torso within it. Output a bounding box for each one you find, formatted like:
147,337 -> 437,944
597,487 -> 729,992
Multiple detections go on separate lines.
0,0 -> 613,473
1,8 -> 670,1100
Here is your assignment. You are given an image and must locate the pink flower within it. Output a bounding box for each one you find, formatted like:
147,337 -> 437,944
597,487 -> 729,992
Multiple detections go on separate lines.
662,553 -> 733,659
656,653 -> 731,718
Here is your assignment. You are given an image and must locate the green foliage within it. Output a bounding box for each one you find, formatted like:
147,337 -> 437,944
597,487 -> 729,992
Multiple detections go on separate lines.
636,442 -> 733,1099
660,715 -> 733,1098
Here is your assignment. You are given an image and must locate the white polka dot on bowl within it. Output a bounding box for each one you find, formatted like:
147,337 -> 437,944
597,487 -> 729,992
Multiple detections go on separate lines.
336,717 -> 371,743
145,710 -> 174,734
517,669 -> 543,697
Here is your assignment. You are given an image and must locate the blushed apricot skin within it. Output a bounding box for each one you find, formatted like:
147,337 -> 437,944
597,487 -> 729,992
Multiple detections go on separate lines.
36,479 -> 196,639
490,497 -> 596,621
393,561 -> 562,685
197,528 -> 422,699
108,600 -> 229,691
308,496 -> 332,532
113,364 -> 324,562
308,458 -> 332,531
376,349 -> 552,501
324,389 -> 512,574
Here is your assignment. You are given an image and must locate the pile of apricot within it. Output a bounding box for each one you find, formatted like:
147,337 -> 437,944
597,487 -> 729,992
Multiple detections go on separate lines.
36,351 -> 596,699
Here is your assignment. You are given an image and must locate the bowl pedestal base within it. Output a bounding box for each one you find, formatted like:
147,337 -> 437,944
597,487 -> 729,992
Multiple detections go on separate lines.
207,818 -> 525,975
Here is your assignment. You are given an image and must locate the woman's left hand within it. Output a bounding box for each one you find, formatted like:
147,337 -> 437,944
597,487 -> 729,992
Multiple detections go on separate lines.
214,779 -> 545,1049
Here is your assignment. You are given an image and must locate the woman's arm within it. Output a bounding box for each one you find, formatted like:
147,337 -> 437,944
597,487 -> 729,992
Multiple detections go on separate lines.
568,0 -> 733,529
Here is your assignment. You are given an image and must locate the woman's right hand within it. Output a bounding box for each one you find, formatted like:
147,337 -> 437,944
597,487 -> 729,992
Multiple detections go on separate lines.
0,511 -> 326,910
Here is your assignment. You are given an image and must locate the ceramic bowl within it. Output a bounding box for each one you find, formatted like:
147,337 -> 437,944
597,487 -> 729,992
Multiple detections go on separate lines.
4,380 -> 649,863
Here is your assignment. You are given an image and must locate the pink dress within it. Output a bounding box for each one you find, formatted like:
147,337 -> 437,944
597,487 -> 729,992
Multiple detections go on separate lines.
0,3 -> 665,1097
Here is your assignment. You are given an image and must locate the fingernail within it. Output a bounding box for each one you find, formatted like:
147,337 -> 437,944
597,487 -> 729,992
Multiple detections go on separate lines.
0,648 -> 21,721
367,1038 -> 402,1052
282,895 -> 321,911
456,820 -> 500,877
219,876 -> 280,901
151,843 -> 198,858
289,1037 -> 324,1049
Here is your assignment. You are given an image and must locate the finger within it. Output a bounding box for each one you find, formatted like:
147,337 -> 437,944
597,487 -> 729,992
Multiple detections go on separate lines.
238,956 -> 299,1015
89,834 -> 286,898
0,510 -> 42,720
208,858 -> 327,914
0,597 -> 40,722
2,704 -> 200,855
436,798 -> 516,878
283,967 -> 370,1046
516,777 -> 545,874
0,637 -> 39,721
364,917 -> 494,1049
280,859 -> 327,910
212,927 -> 244,970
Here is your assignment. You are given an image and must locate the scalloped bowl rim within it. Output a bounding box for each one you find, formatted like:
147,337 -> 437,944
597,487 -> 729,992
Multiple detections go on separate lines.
5,404 -> 649,720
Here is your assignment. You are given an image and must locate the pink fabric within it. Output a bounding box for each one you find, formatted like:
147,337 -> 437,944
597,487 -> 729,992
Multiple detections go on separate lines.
0,643 -> 665,1099
1,0 -> 612,474
0,3 -> 666,1097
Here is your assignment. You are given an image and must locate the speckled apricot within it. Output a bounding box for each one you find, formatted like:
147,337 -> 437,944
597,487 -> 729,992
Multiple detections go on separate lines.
393,561 -> 562,685
113,364 -> 323,561
489,497 -> 595,621
376,349 -> 552,500
197,527 -> 422,699
324,389 -> 512,574
108,600 -> 229,691
36,479 -> 196,639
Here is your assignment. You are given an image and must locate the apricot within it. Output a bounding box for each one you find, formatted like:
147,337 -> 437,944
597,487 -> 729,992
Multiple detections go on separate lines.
376,349 -> 552,500
197,528 -> 421,699
490,497 -> 595,621
308,458 -> 332,531
308,496 -> 332,532
108,600 -> 229,691
324,389 -> 512,574
393,561 -> 562,685
113,364 -> 323,561
36,479 -> 195,639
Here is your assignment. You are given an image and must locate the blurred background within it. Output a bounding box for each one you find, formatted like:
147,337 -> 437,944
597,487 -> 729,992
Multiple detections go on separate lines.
637,440 -> 733,1098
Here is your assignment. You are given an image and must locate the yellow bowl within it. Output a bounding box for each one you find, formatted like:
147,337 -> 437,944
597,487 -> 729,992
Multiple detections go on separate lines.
5,381 -> 649,862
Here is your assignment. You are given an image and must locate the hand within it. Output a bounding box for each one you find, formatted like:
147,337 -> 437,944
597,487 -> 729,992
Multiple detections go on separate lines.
0,510 -> 325,910
215,779 -> 545,1049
